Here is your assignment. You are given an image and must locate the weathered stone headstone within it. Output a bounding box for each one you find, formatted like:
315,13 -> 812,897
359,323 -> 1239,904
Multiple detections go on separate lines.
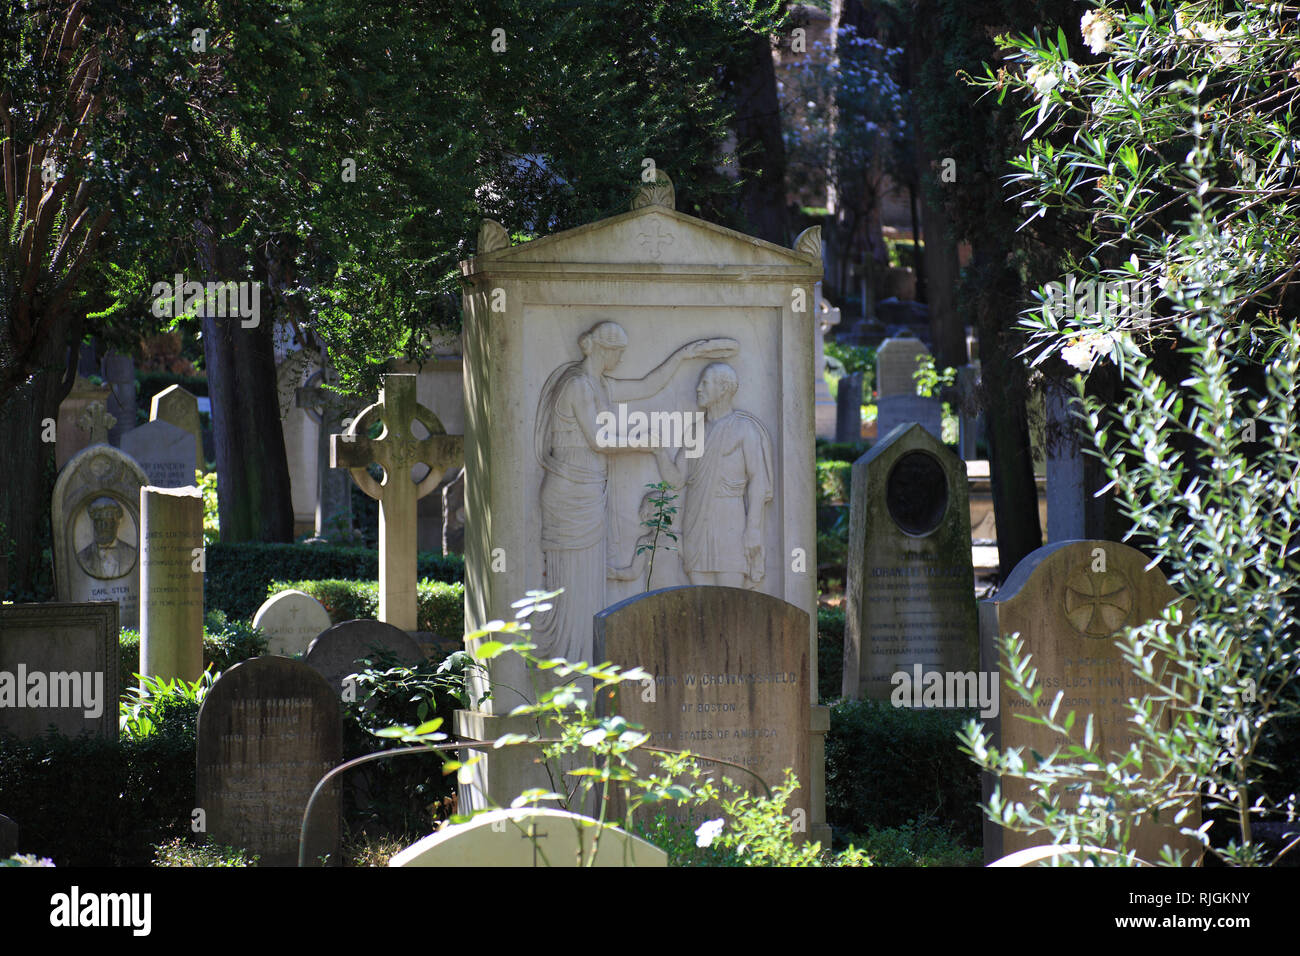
592,586 -> 820,838
303,619 -> 425,695
389,808 -> 667,867
139,486 -> 204,683
842,423 -> 978,700
835,371 -> 862,443
195,657 -> 341,866
55,378 -> 112,469
0,602 -> 118,740
455,173 -> 825,816
52,443 -> 147,628
102,353 -> 136,447
814,287 -> 840,439
277,350 -> 321,535
875,336 -> 942,441
1046,379 -> 1086,541
151,384 -> 203,473
293,363 -> 355,542
254,590 -> 333,658
955,363 -> 983,461
121,419 -> 195,487
980,540 -> 1200,863
330,374 -> 463,629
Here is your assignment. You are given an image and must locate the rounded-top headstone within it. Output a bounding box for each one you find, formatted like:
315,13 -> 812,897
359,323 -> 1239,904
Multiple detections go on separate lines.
304,619 -> 425,694
254,590 -> 333,658
388,808 -> 667,867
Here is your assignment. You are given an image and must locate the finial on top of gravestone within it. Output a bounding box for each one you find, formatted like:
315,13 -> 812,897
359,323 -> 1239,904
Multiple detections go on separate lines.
478,219 -> 510,255
794,225 -> 822,261
631,170 -> 674,211
76,401 -> 116,446
330,373 -> 463,631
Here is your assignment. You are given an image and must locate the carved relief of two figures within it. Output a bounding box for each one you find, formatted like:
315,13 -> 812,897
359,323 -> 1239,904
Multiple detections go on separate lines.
532,321 -> 774,661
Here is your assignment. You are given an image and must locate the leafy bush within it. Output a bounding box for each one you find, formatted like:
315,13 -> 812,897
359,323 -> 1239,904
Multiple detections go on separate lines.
816,460 -> 852,506
120,672 -> 214,739
839,820 -> 981,867
826,698 -> 981,845
272,579 -> 464,638
152,838 -> 256,867
814,440 -> 867,463
817,605 -> 845,703
205,542 -> 463,621
117,615 -> 264,698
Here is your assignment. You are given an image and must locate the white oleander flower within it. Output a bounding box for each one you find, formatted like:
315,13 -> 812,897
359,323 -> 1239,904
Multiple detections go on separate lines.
694,818 -> 725,848
1026,64 -> 1060,96
1081,11 -> 1113,55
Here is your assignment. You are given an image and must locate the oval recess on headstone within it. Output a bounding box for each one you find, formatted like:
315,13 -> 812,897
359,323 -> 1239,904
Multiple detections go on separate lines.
885,449 -> 949,536
303,618 -> 426,695
253,589 -> 333,658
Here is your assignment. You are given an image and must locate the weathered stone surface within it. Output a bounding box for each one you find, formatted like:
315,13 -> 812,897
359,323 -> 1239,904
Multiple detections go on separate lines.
139,486 -> 204,683
980,540 -> 1200,863
875,336 -> 942,441
195,657 -> 341,866
151,384 -> 203,473
303,619 -> 425,695
843,423 -> 978,700
0,602 -> 118,740
253,590 -> 332,658
389,808 -> 666,867
52,445 -> 147,628
121,419 -> 195,488
594,585 -> 814,833
55,378 -> 112,470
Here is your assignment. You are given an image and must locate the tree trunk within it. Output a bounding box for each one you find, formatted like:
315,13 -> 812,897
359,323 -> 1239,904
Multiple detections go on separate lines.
728,29 -> 791,245
198,232 -> 293,543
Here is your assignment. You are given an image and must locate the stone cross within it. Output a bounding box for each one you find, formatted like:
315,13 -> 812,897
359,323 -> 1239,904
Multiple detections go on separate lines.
298,369 -> 354,541
76,401 -> 117,446
330,374 -> 463,630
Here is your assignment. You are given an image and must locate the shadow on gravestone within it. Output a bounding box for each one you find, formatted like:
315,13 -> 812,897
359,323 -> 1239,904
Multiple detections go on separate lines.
303,619 -> 426,696
593,585 -> 813,836
389,807 -> 666,867
196,657 -> 341,866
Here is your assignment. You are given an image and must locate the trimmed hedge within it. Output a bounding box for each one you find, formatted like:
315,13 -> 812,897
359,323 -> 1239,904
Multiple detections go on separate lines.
205,542 -> 463,621
817,605 -> 845,703
272,579 -> 465,638
815,440 -> 868,464
825,698 -> 982,846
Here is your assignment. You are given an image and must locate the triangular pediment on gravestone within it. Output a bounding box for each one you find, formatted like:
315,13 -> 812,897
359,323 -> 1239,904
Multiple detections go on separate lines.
462,206 -> 821,272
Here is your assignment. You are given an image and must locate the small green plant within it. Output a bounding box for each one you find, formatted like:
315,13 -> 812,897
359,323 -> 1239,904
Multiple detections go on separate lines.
636,481 -> 678,590
152,838 -> 256,867
120,670 -> 216,739
196,469 -> 219,545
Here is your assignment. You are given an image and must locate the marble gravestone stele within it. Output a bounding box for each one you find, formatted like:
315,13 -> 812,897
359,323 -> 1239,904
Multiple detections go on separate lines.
102,353 -> 136,447
139,486 -> 204,683
0,602 -> 119,740
980,540 -> 1201,864
195,657 -> 341,866
254,590 -> 333,658
293,361 -> 355,542
303,619 -> 426,696
874,336 -> 942,442
593,586 -> 815,836
330,373 -> 463,630
151,384 -> 203,474
52,437 -> 148,629
55,377 -> 112,470
277,349 -> 322,534
121,418 -> 195,488
389,808 -> 667,867
457,173 -> 822,718
842,423 -> 978,700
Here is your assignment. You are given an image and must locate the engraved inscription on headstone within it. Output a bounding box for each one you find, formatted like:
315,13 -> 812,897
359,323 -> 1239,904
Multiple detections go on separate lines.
254,590 -> 333,658
196,657 -> 341,866
843,423 -> 978,700
595,586 -> 811,829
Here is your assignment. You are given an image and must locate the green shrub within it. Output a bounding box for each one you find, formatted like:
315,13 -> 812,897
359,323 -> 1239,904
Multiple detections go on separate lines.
816,460 -> 852,506
3,853 -> 55,867
817,606 -> 845,703
814,440 -> 867,464
839,820 -> 981,867
826,698 -> 981,845
205,542 -> 463,620
118,615 -> 265,697
153,838 -> 256,867
272,579 -> 464,638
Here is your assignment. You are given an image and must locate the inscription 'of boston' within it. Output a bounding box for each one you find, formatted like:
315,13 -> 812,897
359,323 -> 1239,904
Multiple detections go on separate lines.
595,586 -> 810,826
844,424 -> 979,700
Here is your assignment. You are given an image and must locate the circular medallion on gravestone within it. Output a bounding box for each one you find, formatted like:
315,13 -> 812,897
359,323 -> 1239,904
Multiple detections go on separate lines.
254,590 -> 334,658
71,493 -> 139,580
304,619 -> 426,695
885,451 -> 948,536
1063,565 -> 1133,637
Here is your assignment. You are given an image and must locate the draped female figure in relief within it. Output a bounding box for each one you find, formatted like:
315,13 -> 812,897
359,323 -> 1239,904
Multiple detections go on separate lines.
533,321 -> 736,662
